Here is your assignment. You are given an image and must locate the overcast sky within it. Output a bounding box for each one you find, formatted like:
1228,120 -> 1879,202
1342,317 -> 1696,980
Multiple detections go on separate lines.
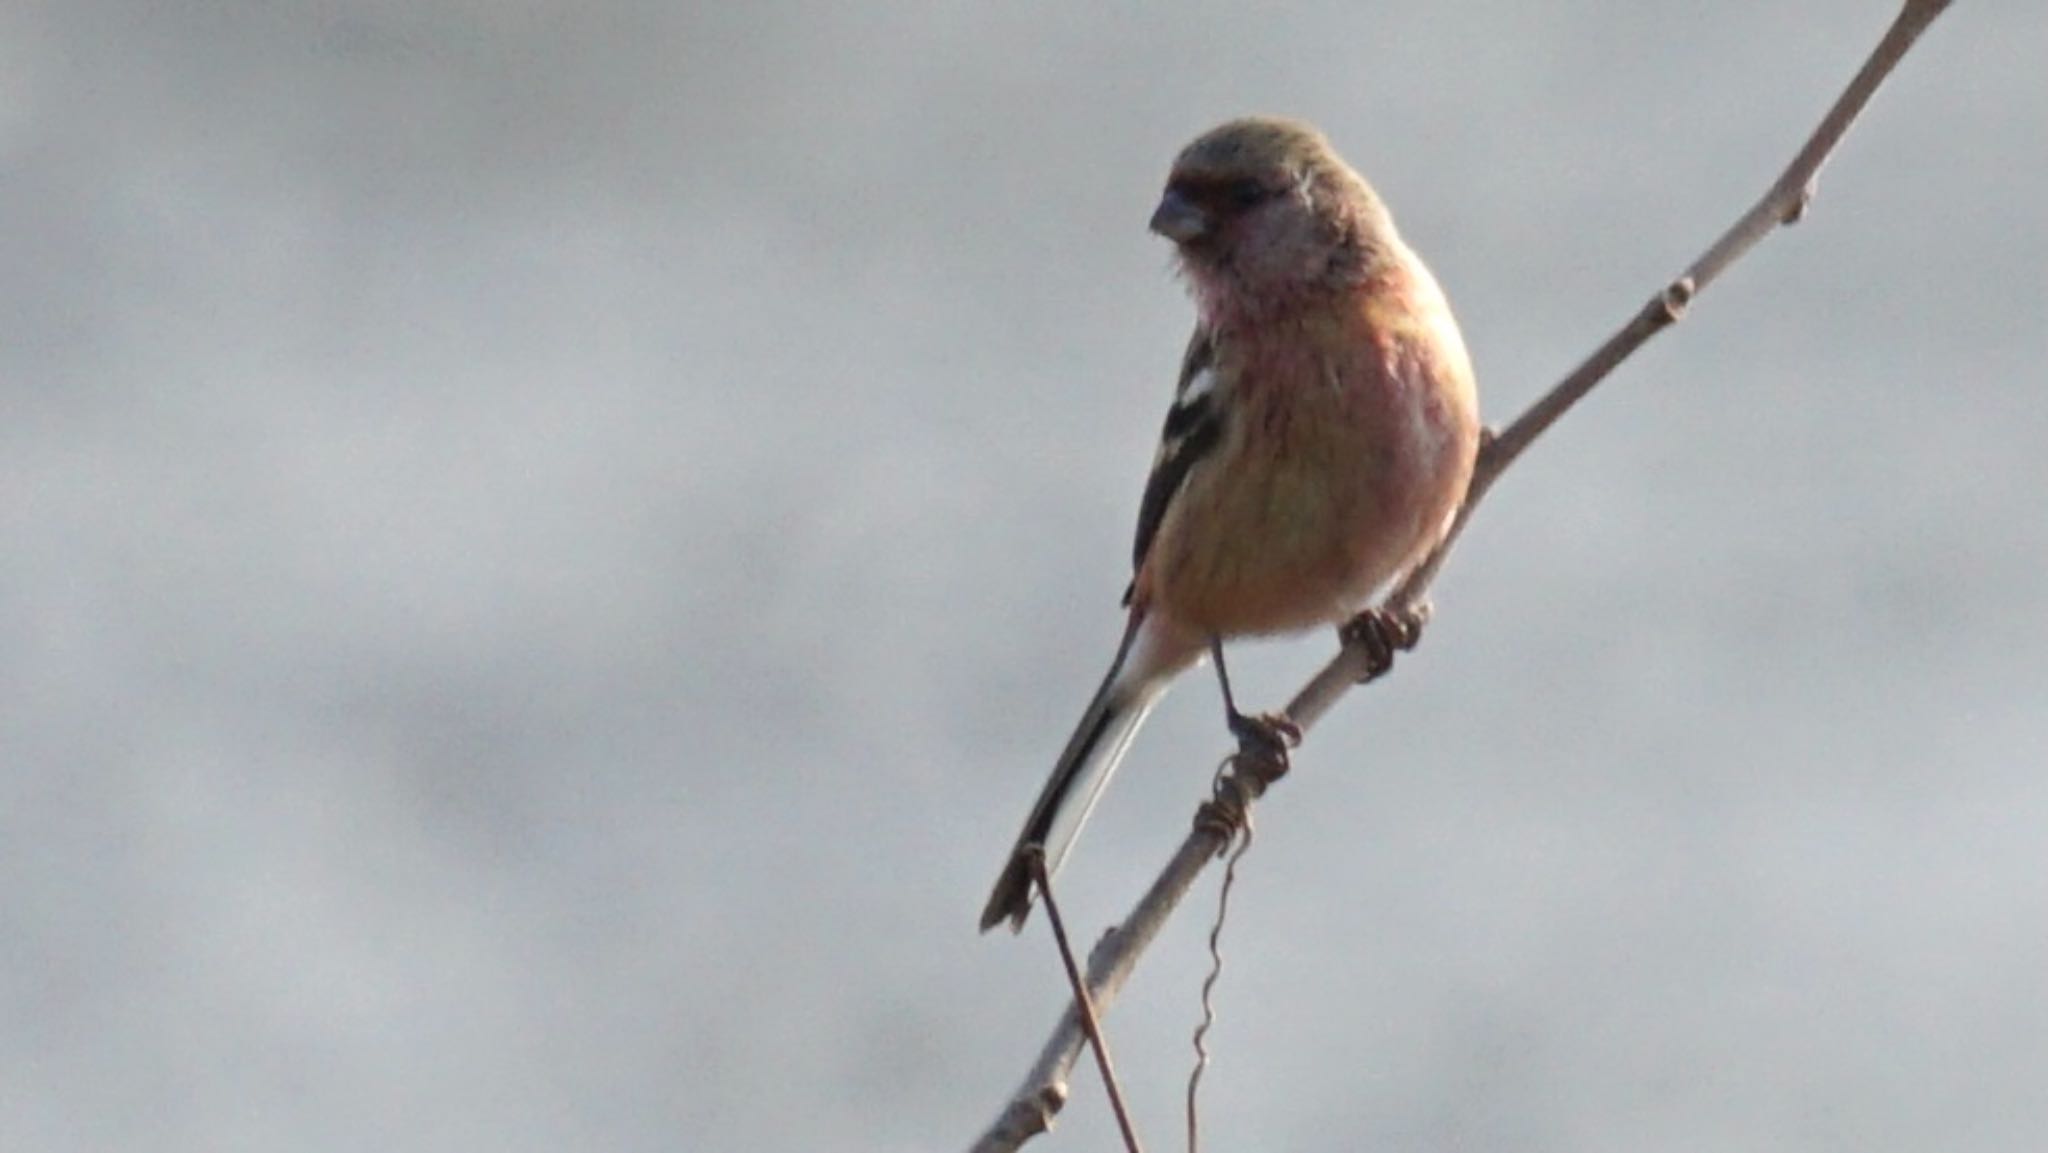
3,2 -> 2044,1150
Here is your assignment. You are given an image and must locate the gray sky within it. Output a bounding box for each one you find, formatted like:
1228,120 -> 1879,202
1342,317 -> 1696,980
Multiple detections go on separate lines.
3,2 -> 2045,1150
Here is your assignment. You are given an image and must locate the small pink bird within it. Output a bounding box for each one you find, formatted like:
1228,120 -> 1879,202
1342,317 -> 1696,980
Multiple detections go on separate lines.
983,117 -> 1480,932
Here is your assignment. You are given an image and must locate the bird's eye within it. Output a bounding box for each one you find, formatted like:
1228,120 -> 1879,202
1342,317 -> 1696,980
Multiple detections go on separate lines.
1227,179 -> 1273,208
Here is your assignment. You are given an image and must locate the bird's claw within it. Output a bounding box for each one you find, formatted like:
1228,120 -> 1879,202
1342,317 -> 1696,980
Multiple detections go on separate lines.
1227,709 -> 1300,771
1339,604 -> 1427,681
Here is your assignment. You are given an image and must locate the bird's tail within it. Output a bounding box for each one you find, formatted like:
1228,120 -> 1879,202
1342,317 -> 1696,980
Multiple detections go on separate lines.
980,618 -> 1183,933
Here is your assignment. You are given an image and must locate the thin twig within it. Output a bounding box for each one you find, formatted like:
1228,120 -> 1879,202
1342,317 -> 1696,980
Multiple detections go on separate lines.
1186,760 -> 1258,1153
969,4 -> 1952,1149
1031,851 -> 1145,1153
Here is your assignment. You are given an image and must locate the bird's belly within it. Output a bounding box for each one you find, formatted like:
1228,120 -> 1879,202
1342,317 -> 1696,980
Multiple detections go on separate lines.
1147,386 -> 1469,638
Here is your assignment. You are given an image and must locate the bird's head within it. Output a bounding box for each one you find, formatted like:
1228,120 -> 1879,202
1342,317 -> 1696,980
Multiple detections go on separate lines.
1151,117 -> 1397,322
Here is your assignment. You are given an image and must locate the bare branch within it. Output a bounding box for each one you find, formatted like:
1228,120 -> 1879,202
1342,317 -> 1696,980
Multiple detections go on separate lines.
1466,0 -> 1953,496
1031,853 -> 1145,1153
969,3 -> 1953,1149
971,832 -> 1232,1153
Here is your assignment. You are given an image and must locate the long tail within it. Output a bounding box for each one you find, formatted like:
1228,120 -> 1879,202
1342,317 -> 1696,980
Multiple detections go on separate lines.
980,615 -> 1185,933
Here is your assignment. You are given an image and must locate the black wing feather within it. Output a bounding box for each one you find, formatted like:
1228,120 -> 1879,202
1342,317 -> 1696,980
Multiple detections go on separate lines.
1123,328 -> 1226,604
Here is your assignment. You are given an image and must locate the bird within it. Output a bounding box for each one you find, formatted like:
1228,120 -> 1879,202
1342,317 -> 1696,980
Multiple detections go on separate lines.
981,116 -> 1480,933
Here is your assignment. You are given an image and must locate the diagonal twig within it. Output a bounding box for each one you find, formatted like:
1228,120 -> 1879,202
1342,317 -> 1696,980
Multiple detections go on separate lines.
968,3 -> 1954,1149
1030,852 -> 1145,1153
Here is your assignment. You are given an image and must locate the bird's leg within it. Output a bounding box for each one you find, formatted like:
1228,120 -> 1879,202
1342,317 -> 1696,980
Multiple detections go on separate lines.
1209,637 -> 1301,764
1338,601 -> 1428,682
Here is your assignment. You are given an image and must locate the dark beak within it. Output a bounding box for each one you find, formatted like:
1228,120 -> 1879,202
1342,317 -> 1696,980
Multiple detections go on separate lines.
1148,187 -> 1209,243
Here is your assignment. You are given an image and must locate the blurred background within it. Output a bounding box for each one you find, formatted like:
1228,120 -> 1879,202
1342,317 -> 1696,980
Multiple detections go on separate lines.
3,2 -> 2043,1150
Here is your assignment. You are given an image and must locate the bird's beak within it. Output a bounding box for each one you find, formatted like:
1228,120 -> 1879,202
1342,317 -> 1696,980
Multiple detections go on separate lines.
1148,188 -> 1209,243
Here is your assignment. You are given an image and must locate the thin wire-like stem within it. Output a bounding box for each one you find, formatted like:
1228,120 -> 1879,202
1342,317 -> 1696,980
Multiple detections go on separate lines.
1030,852 -> 1145,1153
1185,762 -> 1257,1153
969,5 -> 1953,1149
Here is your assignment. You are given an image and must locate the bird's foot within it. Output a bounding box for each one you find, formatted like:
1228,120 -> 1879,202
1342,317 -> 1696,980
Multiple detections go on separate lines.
1227,709 -> 1301,775
1339,603 -> 1428,682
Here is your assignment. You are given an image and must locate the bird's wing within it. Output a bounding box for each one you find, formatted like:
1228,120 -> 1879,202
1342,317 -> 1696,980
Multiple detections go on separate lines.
1124,327 -> 1227,603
